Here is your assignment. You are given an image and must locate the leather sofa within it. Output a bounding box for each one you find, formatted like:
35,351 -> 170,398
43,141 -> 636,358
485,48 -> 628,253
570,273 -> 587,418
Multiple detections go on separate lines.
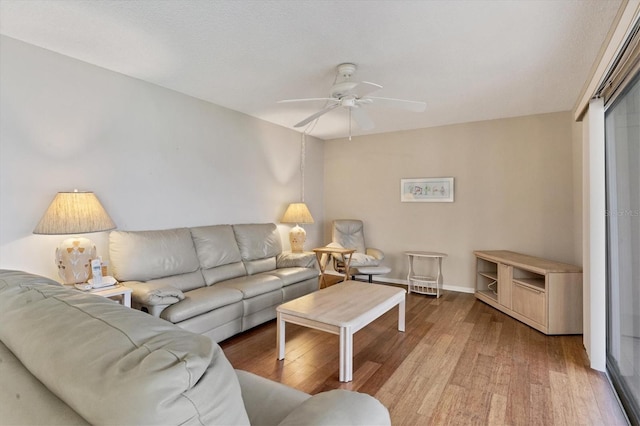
0,270 -> 390,425
109,223 -> 318,342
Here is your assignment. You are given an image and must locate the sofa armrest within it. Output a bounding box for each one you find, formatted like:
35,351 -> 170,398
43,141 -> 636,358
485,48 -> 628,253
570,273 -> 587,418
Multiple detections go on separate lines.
366,248 -> 385,260
124,281 -> 185,307
276,252 -> 317,269
278,389 -> 390,426
236,370 -> 310,426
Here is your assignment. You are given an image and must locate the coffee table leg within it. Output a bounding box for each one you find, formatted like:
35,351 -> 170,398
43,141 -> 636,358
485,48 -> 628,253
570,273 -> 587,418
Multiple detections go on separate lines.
339,326 -> 353,382
398,299 -> 406,332
123,291 -> 131,308
277,312 -> 285,360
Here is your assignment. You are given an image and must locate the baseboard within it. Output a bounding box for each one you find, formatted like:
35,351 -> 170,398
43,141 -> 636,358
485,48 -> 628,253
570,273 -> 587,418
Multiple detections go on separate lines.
324,272 -> 475,294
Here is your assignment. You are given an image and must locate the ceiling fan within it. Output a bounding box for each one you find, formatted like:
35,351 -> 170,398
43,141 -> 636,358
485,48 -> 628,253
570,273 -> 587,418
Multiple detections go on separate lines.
278,63 -> 426,138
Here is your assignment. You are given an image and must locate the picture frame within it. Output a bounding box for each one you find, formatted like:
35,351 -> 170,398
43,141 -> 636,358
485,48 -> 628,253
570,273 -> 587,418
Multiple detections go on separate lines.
400,177 -> 454,202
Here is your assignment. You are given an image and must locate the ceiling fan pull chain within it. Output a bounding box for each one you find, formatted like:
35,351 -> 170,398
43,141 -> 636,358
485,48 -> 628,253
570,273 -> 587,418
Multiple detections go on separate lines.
301,132 -> 306,202
349,108 -> 352,141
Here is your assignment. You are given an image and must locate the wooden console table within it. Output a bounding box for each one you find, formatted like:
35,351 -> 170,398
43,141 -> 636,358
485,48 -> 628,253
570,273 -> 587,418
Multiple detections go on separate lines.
474,250 -> 583,335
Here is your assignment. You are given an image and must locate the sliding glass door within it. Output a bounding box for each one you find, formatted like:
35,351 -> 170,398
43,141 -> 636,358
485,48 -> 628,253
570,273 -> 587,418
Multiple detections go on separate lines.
605,72 -> 640,425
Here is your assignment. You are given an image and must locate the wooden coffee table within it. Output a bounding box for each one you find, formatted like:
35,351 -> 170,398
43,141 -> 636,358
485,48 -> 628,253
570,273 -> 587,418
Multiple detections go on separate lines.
276,280 -> 406,382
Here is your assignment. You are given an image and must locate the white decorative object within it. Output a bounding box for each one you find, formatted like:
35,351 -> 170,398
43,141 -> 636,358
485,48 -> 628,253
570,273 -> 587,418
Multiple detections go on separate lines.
55,237 -> 96,284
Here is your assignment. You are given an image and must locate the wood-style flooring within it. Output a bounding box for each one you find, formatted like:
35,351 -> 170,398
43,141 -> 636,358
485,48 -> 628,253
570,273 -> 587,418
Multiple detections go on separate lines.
220,277 -> 628,425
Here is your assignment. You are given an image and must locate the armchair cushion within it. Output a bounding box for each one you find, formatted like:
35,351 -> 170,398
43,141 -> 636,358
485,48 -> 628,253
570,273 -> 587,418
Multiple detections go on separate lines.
366,248 -> 385,260
349,252 -> 381,267
326,242 -> 380,268
332,220 -> 366,253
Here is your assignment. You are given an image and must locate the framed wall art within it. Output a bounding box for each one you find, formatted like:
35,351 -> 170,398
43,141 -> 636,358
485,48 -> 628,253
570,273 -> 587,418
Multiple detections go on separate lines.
401,177 -> 454,202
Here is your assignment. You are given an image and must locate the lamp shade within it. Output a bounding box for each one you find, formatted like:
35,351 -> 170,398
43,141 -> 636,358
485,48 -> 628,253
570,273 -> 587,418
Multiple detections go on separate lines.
280,203 -> 314,225
33,191 -> 116,235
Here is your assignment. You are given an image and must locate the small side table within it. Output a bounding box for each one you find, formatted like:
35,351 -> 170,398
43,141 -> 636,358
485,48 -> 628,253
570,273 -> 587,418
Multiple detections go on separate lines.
67,284 -> 132,307
405,251 -> 447,298
313,247 -> 356,289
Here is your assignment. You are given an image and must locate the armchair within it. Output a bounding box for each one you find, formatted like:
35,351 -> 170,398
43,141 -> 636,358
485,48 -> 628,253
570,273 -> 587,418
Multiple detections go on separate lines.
331,219 -> 391,282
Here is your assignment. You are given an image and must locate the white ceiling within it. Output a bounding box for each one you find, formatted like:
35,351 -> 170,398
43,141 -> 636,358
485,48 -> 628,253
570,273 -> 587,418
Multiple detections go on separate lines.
0,0 -> 622,140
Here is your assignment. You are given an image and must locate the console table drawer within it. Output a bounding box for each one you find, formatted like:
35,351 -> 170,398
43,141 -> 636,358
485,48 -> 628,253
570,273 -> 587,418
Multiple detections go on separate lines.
512,281 -> 546,326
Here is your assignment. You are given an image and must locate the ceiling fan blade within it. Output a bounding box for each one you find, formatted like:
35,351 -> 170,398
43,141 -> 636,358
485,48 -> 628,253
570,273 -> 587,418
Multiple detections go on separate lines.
351,107 -> 375,130
348,81 -> 382,98
278,97 -> 336,104
366,96 -> 426,112
293,103 -> 340,127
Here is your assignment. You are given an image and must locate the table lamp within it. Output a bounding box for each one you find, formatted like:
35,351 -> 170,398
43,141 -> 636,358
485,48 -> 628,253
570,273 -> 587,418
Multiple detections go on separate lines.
280,202 -> 314,253
33,190 -> 116,284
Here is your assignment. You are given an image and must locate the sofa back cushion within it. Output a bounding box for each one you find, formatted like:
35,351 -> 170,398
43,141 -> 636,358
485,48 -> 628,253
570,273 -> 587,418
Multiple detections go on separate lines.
232,223 -> 282,275
190,225 -> 247,285
0,270 -> 250,425
109,228 -> 204,290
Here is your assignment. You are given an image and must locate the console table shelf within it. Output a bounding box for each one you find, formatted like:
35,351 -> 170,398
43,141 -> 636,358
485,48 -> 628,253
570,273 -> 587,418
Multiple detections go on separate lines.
474,250 -> 583,335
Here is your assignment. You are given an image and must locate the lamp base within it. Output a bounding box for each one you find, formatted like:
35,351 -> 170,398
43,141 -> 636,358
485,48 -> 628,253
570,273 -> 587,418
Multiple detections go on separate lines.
289,224 -> 306,253
55,237 -> 97,284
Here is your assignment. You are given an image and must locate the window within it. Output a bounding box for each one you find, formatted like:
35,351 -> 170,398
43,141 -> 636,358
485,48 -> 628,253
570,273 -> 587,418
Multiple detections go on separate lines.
606,71 -> 640,425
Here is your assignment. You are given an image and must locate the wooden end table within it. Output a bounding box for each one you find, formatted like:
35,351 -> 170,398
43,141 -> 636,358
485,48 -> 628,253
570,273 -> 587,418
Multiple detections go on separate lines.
405,251 -> 447,298
67,284 -> 132,307
312,246 -> 356,289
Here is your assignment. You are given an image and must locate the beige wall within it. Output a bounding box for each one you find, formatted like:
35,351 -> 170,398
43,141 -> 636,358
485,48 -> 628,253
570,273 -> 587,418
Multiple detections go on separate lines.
324,112 -> 579,292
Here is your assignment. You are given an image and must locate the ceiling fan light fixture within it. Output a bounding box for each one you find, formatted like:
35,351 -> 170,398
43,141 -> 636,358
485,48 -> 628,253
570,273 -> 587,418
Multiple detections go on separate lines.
330,81 -> 358,98
341,97 -> 356,107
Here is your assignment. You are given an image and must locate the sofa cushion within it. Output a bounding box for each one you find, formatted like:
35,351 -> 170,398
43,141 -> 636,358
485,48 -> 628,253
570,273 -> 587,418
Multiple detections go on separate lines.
0,340 -> 89,425
160,285 -> 243,323
0,272 -> 250,425
277,252 -> 317,269
266,267 -> 319,286
217,274 -> 283,298
190,225 -> 243,269
278,389 -> 391,426
201,261 -> 247,285
233,223 -> 282,261
142,269 -> 205,293
110,228 -> 201,282
235,370 -> 310,426
244,256 -> 277,275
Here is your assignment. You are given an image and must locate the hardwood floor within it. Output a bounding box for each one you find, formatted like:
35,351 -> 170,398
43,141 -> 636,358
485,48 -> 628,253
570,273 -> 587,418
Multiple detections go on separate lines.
220,278 -> 628,425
